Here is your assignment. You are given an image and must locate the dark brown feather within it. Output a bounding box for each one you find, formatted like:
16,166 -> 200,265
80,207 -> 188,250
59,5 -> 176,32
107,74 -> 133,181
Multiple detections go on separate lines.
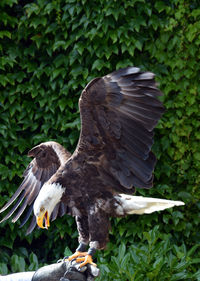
26,216 -> 37,235
75,67 -> 164,193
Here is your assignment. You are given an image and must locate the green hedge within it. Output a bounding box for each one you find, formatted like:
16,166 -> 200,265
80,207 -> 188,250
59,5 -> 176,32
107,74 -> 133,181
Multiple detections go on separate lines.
0,0 -> 200,279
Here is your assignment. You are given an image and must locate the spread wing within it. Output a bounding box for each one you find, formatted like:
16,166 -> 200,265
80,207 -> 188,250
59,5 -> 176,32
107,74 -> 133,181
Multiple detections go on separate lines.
0,141 -> 71,234
76,67 -> 165,192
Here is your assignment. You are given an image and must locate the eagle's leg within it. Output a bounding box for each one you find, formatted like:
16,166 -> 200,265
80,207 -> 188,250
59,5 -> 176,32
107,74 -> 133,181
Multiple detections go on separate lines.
67,216 -> 89,261
76,210 -> 110,268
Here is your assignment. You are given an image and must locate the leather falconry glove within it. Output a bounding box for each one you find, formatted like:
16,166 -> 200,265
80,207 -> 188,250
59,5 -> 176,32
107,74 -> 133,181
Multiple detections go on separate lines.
32,259 -> 100,281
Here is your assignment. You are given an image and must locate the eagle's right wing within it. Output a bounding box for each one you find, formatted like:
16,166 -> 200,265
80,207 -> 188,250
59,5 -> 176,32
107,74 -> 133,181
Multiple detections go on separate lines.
75,67 -> 164,193
0,141 -> 71,234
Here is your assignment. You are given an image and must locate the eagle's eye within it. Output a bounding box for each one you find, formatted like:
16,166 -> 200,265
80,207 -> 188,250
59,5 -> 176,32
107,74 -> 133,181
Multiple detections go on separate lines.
40,207 -> 45,213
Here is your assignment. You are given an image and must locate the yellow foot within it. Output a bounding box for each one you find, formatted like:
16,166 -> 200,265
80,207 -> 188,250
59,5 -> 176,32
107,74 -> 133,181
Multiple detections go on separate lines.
67,251 -> 88,261
76,254 -> 97,268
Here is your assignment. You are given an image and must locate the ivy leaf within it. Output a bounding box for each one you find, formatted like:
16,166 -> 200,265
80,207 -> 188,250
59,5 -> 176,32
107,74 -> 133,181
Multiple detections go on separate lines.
92,59 -> 104,71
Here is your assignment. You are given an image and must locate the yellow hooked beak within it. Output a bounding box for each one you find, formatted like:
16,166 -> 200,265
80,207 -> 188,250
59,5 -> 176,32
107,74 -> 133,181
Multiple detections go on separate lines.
36,211 -> 50,229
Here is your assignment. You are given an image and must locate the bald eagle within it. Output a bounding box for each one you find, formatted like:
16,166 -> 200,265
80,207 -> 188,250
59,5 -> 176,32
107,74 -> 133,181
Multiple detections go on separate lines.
0,67 -> 184,267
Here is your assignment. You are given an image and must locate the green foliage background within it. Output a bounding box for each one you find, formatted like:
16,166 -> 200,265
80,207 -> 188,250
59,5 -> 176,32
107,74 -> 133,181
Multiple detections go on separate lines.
0,0 -> 200,279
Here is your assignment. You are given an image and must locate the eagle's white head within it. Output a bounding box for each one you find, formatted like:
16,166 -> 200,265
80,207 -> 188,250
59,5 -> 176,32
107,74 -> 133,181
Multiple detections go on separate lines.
33,182 -> 64,229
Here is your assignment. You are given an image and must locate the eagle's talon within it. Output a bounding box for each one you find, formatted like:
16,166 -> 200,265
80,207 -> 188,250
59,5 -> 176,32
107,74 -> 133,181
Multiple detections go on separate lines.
67,251 -> 88,261
76,254 -> 97,268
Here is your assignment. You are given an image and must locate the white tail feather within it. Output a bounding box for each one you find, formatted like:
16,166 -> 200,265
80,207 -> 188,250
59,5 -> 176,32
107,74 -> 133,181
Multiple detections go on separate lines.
115,194 -> 184,215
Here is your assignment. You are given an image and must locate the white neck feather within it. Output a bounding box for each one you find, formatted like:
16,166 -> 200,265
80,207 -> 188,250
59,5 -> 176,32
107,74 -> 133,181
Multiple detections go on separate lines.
33,182 -> 64,217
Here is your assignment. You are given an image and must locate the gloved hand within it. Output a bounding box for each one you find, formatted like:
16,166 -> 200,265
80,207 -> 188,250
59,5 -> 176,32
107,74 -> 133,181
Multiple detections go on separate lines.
32,259 -> 100,281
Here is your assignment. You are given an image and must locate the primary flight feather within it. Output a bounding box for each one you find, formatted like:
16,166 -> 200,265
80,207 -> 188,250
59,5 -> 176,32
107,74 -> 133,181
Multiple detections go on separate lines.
0,67 -> 184,267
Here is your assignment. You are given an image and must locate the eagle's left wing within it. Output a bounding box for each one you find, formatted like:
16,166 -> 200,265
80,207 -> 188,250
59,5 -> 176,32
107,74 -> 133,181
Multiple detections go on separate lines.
0,141 -> 71,234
